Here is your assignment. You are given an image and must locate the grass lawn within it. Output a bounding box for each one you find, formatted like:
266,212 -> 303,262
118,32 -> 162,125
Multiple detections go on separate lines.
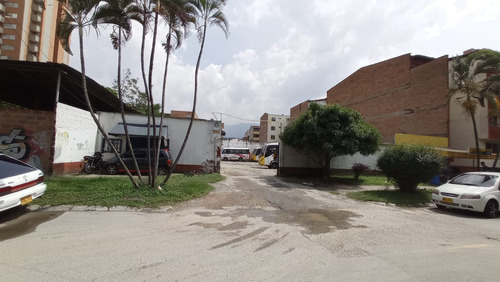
33,174 -> 224,208
282,174 -> 436,207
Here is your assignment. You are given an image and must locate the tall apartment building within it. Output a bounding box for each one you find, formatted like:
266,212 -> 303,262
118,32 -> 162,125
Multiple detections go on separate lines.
259,113 -> 289,144
0,0 -> 68,63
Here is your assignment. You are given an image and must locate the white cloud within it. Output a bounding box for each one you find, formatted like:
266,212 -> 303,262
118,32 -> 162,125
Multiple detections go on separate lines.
69,0 -> 500,127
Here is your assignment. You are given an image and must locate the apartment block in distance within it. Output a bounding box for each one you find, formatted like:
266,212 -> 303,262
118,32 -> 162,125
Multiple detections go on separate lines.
244,125 -> 260,142
0,0 -> 68,63
259,113 -> 290,144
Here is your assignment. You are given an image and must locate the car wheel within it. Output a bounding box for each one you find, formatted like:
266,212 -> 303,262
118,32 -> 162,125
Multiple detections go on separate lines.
483,200 -> 498,218
270,162 -> 278,169
106,165 -> 118,175
158,167 -> 167,175
84,163 -> 93,174
238,157 -> 243,161
435,204 -> 446,210
223,157 -> 228,161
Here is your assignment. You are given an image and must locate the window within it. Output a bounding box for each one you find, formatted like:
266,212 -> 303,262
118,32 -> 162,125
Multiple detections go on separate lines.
102,138 -> 123,153
270,135 -> 276,140
2,34 -> 15,40
1,45 -> 14,51
6,13 -> 18,19
4,24 -> 17,29
6,3 -> 19,8
271,117 -> 276,121
271,126 -> 275,131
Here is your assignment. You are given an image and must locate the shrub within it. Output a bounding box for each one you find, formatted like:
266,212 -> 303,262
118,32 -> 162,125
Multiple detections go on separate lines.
352,163 -> 370,180
376,144 -> 444,193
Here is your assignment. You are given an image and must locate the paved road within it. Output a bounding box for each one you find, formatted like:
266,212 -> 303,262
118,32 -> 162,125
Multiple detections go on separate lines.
1,161 -> 500,281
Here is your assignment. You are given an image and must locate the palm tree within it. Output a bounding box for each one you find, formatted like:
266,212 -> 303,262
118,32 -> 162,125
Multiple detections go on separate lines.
94,0 -> 145,183
151,0 -> 195,185
56,0 -> 139,188
449,49 -> 500,169
163,0 -> 228,183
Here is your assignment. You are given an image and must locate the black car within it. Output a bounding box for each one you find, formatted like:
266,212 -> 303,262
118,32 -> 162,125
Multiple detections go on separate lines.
105,148 -> 173,175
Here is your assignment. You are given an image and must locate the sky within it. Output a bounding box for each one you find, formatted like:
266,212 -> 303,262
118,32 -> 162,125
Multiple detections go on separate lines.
69,0 -> 500,127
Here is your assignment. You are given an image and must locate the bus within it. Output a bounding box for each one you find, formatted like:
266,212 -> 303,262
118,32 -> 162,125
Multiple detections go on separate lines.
251,147 -> 262,161
221,148 -> 250,161
258,143 -> 279,168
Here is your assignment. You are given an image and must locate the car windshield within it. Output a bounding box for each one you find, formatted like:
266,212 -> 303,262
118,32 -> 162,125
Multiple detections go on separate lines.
449,174 -> 498,187
0,155 -> 37,178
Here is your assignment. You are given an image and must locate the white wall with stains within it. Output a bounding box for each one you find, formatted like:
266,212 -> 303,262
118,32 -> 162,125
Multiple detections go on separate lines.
53,103 -> 97,164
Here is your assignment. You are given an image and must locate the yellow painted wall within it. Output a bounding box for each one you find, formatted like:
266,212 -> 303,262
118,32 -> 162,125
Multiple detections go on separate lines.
394,133 -> 448,147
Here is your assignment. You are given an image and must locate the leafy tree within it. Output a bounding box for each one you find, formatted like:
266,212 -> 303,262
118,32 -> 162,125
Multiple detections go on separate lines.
449,49 -> 500,169
377,144 -> 444,193
163,0 -> 229,183
280,103 -> 382,179
111,69 -> 162,116
56,0 -> 140,188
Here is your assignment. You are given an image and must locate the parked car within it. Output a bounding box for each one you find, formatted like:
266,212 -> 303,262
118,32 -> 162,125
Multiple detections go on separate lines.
0,154 -> 47,212
432,172 -> 500,218
105,148 -> 173,175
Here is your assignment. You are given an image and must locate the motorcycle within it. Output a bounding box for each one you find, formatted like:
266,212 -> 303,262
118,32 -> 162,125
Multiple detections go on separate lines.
83,152 -> 104,174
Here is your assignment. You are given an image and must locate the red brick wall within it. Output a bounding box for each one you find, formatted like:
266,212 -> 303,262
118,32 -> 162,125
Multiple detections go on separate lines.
327,54 -> 449,143
0,109 -> 55,174
290,101 -> 310,122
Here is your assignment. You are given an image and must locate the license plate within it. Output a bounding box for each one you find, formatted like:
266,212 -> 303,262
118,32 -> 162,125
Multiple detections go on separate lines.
21,195 -> 33,205
442,197 -> 453,204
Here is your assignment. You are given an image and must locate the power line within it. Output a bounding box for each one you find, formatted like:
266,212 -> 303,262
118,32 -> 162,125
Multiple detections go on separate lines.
212,112 -> 260,123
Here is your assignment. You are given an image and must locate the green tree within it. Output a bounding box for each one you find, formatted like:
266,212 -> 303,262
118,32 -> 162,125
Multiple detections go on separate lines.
56,0 -> 140,188
449,49 -> 500,169
377,144 -> 444,193
164,0 -> 229,183
111,69 -> 162,116
280,103 -> 382,179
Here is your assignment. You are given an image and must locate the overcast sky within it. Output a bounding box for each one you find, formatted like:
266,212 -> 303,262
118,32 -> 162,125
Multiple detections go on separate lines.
69,0 -> 500,126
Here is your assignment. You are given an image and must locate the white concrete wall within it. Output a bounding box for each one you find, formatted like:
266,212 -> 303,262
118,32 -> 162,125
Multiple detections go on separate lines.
222,139 -> 260,151
96,112 -> 223,167
280,143 -> 381,171
53,102 -> 97,163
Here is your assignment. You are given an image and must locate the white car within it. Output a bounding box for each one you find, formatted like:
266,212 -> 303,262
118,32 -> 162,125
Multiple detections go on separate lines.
0,154 -> 47,212
432,172 -> 500,218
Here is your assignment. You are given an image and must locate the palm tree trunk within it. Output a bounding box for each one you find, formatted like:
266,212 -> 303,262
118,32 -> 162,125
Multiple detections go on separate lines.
471,113 -> 481,169
117,27 -> 143,183
78,24 -> 139,188
163,21 -> 207,184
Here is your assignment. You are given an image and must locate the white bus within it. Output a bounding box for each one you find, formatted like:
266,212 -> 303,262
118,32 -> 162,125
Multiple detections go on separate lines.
258,143 -> 279,168
221,148 -> 250,161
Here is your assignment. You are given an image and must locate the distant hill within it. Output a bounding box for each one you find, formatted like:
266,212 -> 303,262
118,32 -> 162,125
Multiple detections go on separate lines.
224,123 -> 255,138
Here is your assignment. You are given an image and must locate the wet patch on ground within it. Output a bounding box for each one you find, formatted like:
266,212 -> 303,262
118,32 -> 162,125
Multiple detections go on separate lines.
0,208 -> 64,242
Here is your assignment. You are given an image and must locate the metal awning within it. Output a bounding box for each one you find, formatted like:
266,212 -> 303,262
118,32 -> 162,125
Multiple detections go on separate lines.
109,123 -> 168,136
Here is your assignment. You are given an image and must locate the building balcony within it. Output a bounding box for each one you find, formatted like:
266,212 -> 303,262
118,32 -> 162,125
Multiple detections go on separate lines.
32,4 -> 43,14
32,14 -> 42,23
28,44 -> 39,53
30,23 -> 41,33
0,14 -> 5,22
29,33 -> 40,43
0,3 -> 6,12
27,54 -> 38,61
0,26 -> 3,34
0,38 -> 2,45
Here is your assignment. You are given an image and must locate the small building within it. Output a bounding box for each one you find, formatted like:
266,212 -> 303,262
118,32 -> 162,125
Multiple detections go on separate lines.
0,60 -> 222,175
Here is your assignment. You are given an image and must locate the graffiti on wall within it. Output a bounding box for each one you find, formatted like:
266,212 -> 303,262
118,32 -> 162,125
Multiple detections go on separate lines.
0,128 -> 44,168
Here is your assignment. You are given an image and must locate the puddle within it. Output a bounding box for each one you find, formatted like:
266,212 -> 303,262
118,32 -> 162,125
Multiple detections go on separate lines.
244,208 -> 364,235
0,208 -> 64,242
